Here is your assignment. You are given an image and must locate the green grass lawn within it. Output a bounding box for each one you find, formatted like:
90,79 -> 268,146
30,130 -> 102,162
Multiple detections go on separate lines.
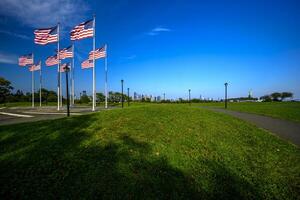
0,104 -> 299,199
196,101 -> 300,123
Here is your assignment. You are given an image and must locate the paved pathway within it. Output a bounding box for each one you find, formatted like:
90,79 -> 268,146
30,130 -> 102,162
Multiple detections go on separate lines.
0,106 -> 117,126
202,107 -> 300,146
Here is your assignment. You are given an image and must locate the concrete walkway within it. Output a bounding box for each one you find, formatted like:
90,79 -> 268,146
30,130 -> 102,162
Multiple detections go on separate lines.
0,106 -> 117,126
203,107 -> 300,146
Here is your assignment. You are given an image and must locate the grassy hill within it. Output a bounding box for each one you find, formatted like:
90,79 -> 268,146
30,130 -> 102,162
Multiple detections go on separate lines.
0,104 -> 299,199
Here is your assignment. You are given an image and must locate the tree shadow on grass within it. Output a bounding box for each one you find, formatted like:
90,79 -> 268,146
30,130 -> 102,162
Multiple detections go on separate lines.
1,115 -> 262,199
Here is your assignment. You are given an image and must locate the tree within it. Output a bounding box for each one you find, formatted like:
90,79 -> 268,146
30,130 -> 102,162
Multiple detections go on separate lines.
0,77 -> 13,104
40,88 -> 57,104
271,92 -> 281,101
260,95 -> 272,102
96,92 -> 105,102
80,94 -> 90,104
281,92 -> 293,101
47,91 -> 57,102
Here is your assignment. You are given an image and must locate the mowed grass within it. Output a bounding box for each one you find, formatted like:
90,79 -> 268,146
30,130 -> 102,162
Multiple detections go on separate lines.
0,105 -> 299,199
197,101 -> 300,123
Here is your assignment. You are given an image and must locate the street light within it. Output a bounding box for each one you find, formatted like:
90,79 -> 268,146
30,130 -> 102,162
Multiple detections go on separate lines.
188,89 -> 191,106
224,82 -> 228,109
127,88 -> 130,107
121,79 -> 124,108
64,64 -> 71,116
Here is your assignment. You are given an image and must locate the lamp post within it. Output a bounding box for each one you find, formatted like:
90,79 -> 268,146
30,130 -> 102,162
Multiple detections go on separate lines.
64,65 -> 71,116
188,89 -> 191,106
121,79 -> 124,108
224,82 -> 228,109
127,88 -> 130,107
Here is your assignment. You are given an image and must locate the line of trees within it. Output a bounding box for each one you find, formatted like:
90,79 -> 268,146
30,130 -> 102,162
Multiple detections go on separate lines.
260,92 -> 293,102
1,77 -> 58,104
1,77 -> 132,105
76,92 -> 130,104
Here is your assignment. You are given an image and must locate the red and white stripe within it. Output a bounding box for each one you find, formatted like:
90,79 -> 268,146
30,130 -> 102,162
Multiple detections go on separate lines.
59,46 -> 73,59
19,55 -> 33,66
81,59 -> 94,69
34,27 -> 58,45
29,62 -> 41,72
89,46 -> 106,60
70,20 -> 94,41
45,55 -> 58,66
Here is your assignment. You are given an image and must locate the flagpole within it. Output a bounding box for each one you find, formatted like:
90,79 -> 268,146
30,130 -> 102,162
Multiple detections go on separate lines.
57,23 -> 60,111
69,46 -> 72,106
39,61 -> 42,107
92,15 -> 96,111
32,68 -> 34,108
105,44 -> 108,109
32,53 -> 34,108
60,63 -> 62,108
72,43 -> 75,106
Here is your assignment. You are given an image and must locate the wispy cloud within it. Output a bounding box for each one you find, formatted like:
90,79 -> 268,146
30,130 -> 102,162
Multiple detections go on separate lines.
0,30 -> 30,40
0,53 -> 18,64
147,26 -> 172,36
0,0 -> 90,28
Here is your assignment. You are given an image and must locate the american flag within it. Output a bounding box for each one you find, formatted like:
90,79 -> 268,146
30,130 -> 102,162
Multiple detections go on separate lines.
29,61 -> 41,72
89,46 -> 106,60
60,63 -> 71,72
58,45 -> 73,59
81,59 -> 94,69
45,55 -> 59,66
19,53 -> 33,66
70,19 -> 94,41
34,26 -> 58,45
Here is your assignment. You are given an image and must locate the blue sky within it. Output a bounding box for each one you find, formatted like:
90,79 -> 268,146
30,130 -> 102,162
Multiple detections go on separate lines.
0,0 -> 299,100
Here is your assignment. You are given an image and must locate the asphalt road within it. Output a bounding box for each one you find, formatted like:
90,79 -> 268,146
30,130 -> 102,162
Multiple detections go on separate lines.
0,106 -> 113,126
203,107 -> 300,146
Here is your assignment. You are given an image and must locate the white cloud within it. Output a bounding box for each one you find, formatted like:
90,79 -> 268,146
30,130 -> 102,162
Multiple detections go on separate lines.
152,27 -> 171,32
147,26 -> 171,36
0,30 -> 30,40
0,0 -> 90,28
0,53 -> 18,64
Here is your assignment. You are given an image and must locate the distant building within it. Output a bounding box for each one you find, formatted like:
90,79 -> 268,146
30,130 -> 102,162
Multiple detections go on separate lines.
248,89 -> 253,98
134,92 -> 138,100
157,96 -> 161,101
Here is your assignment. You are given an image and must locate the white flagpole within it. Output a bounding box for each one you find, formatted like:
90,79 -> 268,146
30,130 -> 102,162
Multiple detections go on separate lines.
32,68 -> 34,108
31,53 -> 34,108
72,43 -> 75,105
57,23 -> 60,111
105,44 -> 108,109
69,47 -> 72,106
92,15 -> 96,111
60,62 -> 62,108
39,61 -> 42,107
